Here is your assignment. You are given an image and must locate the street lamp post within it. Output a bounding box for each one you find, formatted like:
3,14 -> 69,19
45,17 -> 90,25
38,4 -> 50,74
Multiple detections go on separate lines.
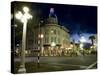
15,7 -> 32,73
38,21 -> 44,54
37,21 -> 44,66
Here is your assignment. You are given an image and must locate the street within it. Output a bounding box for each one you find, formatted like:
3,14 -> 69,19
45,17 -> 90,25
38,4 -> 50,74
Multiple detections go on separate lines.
14,54 -> 97,73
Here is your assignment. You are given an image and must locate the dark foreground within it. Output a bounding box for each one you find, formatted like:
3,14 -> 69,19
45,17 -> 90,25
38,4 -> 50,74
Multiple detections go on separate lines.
14,54 -> 97,73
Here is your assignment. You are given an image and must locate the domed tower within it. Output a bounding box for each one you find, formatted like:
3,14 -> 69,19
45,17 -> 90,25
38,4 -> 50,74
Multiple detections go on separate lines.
46,8 -> 58,24
31,8 -> 70,56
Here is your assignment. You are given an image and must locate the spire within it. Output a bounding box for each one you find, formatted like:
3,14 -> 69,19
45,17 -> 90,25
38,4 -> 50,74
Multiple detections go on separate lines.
47,8 -> 58,24
49,8 -> 57,18
50,8 -> 54,14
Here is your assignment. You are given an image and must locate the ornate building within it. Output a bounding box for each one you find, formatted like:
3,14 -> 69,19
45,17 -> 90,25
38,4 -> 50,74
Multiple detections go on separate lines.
27,8 -> 70,56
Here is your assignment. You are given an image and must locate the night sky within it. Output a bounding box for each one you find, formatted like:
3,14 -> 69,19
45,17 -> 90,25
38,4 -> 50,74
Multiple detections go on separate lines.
13,2 -> 97,43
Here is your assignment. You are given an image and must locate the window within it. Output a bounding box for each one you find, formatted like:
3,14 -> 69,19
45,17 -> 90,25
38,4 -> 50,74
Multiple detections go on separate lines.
45,37 -> 49,43
50,29 -> 56,35
58,30 -> 60,35
54,29 -> 56,34
51,37 -> 56,43
58,38 -> 60,43
51,37 -> 53,42
45,29 -> 49,34
55,37 -> 56,43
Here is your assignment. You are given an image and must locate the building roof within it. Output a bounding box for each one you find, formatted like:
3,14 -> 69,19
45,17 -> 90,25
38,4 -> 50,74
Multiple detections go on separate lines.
34,8 -> 69,33
34,23 -> 69,33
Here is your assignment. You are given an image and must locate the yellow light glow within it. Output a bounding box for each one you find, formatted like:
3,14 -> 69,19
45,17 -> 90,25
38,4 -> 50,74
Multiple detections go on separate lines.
80,36 -> 86,43
70,44 -> 73,48
15,11 -> 23,20
40,34 -> 44,38
25,50 -> 28,54
21,13 -> 32,23
51,30 -> 54,33
80,43 -> 83,50
23,7 -> 29,13
90,46 -> 93,48
15,7 -> 32,23
51,42 -> 56,47
15,24 -> 18,27
38,34 -> 44,38
67,47 -> 72,49
61,46 -> 64,49
16,49 -> 19,53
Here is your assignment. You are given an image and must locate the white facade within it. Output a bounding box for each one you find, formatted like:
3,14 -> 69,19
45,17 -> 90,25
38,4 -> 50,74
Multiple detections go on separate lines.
26,8 -> 70,56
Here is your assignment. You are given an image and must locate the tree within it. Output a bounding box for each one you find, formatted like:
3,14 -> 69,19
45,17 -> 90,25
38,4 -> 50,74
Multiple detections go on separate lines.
89,35 -> 95,45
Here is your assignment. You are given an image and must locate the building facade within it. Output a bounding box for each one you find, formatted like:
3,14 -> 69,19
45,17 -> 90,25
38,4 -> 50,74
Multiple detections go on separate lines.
27,8 -> 70,56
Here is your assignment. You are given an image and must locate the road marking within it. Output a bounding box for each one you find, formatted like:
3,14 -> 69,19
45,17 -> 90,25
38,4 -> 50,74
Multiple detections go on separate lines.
86,61 -> 97,69
48,63 -> 87,68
